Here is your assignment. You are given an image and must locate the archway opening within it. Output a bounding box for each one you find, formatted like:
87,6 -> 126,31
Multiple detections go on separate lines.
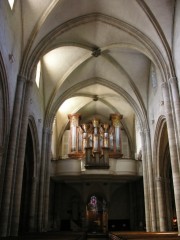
19,125 -> 34,234
86,194 -> 108,233
157,121 -> 176,231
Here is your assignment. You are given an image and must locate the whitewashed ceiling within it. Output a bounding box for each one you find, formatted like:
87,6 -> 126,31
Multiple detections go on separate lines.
21,0 -> 175,137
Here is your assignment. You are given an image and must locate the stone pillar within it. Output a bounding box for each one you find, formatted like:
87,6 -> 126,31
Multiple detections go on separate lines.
0,146 -> 3,174
43,130 -> 53,231
0,146 -> 4,209
52,117 -> 57,159
164,178 -> 173,230
0,75 -> 26,236
145,129 -> 157,231
156,177 -> 167,231
139,130 -> 151,232
161,82 -> 180,235
169,77 -> 180,145
29,177 -> 37,232
10,79 -> 33,235
38,127 -> 51,231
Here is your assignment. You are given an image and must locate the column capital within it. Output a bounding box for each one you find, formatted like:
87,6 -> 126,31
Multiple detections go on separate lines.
139,130 -> 145,136
168,76 -> 177,85
144,128 -> 150,134
26,78 -> 34,86
161,81 -> 168,89
43,127 -> 52,135
17,74 -> 28,83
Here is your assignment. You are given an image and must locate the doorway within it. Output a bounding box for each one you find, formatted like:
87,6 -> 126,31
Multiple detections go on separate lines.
86,194 -> 108,233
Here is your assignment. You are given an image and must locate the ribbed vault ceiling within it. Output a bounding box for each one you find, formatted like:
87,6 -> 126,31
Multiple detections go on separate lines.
21,0 -> 175,140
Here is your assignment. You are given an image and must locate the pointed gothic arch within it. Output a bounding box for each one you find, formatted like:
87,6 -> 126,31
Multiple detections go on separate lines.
19,116 -> 40,234
154,116 -> 176,231
0,51 -> 10,206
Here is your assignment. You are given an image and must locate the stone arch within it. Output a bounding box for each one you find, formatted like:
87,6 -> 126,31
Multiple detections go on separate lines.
23,13 -> 171,82
19,116 -> 40,233
86,185 -> 108,233
28,115 -> 40,177
0,51 -> 10,181
154,115 -> 167,177
153,116 -> 175,231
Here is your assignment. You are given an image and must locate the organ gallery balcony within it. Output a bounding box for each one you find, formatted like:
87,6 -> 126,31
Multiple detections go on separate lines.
67,114 -> 124,170
51,113 -> 142,180
51,158 -> 142,179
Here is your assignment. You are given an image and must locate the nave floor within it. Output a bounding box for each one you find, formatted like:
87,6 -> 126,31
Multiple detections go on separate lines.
2,231 -> 180,240
110,231 -> 180,240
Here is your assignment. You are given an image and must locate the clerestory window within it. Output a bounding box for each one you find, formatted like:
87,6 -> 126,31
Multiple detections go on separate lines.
8,0 -> 15,10
35,61 -> 41,88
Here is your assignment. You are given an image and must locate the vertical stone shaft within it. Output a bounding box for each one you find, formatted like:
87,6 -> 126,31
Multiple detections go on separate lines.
0,75 -> 26,236
29,177 -> 37,232
169,77 -> 180,143
140,131 -> 151,232
10,79 -> 33,235
164,179 -> 173,230
156,177 -> 167,231
162,82 -> 180,234
169,77 -> 180,166
43,130 -> 52,230
38,127 -> 49,231
145,129 -> 157,231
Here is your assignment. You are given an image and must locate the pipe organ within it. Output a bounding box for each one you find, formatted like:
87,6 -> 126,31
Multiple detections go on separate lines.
68,114 -> 123,168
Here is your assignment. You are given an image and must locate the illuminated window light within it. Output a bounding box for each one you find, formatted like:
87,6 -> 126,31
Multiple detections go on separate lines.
8,0 -> 15,9
35,61 -> 41,88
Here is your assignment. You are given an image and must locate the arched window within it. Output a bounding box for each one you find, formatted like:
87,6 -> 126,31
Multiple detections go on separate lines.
35,61 -> 41,88
8,0 -> 15,10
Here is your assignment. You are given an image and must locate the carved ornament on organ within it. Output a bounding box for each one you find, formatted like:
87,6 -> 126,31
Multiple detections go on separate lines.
68,114 -> 123,168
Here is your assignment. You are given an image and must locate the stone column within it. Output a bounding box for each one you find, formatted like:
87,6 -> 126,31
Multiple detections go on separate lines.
29,177 -> 38,232
156,177 -> 167,231
0,146 -> 3,175
0,146 -> 4,209
52,117 -> 57,159
161,82 -> 180,235
0,75 -> 26,236
164,178 -> 173,230
145,129 -> 157,231
139,130 -> 151,232
169,77 -> 180,141
10,79 -> 33,236
38,127 -> 50,231
43,130 -> 53,231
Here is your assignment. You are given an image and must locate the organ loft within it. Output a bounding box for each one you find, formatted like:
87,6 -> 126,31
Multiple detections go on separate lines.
68,113 -> 123,168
